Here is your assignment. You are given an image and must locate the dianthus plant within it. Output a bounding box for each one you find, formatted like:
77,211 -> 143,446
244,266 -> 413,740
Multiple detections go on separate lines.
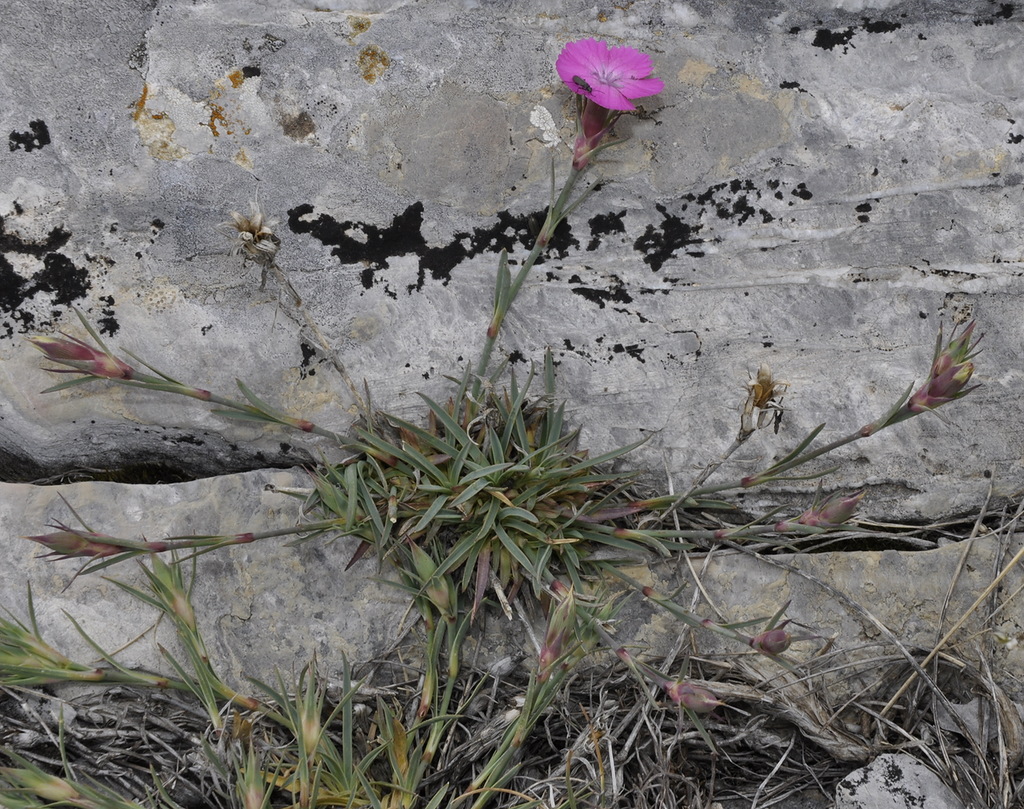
10,36 -> 983,809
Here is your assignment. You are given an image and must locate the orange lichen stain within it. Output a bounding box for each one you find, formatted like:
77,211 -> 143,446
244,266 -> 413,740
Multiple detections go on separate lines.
203,77 -> 252,137
358,44 -> 390,83
228,69 -> 245,88
132,83 -> 150,121
205,102 -> 231,136
131,82 -> 187,160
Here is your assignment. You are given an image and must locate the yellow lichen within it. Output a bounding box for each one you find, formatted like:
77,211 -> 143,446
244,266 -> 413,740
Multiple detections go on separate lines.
350,15 -> 371,36
358,44 -> 390,83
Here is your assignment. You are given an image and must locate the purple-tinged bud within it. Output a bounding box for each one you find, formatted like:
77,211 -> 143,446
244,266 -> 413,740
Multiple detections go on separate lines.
908,360 -> 976,412
539,582 -> 576,681
571,99 -> 619,171
663,681 -> 723,714
796,490 -> 865,528
23,524 -> 124,560
749,625 -> 793,655
29,334 -> 134,379
907,320 -> 981,413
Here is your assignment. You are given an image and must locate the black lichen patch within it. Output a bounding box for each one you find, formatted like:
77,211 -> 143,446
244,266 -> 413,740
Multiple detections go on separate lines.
288,202 -> 428,297
1008,119 -> 1023,145
633,178 -> 781,272
9,120 -> 50,152
587,210 -> 627,251
288,202 -> 576,296
298,341 -> 318,378
96,294 -> 119,336
634,204 -> 706,272
418,208 -> 575,291
812,27 -> 856,52
809,18 -> 903,53
611,342 -> 646,363
0,214 -> 90,337
863,19 -> 901,34
568,270 -> 633,309
791,183 -> 813,201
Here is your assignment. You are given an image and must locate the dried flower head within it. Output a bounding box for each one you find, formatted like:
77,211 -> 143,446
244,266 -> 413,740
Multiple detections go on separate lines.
219,201 -> 281,271
740,362 -> 789,439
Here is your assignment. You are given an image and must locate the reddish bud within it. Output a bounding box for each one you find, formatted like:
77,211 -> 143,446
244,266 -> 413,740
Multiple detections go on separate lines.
572,99 -> 620,171
663,681 -> 723,714
24,524 -> 123,560
907,320 -> 981,414
796,489 -> 864,528
748,625 -> 793,655
29,334 -> 134,380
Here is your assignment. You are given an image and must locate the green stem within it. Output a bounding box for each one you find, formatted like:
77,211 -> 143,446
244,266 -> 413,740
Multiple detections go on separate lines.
473,166 -> 586,399
111,373 -> 350,445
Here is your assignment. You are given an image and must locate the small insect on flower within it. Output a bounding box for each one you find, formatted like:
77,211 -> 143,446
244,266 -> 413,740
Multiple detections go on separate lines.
572,75 -> 593,93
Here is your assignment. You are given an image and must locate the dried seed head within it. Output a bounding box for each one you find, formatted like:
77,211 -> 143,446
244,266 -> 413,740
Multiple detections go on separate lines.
740,362 -> 789,439
220,201 -> 280,267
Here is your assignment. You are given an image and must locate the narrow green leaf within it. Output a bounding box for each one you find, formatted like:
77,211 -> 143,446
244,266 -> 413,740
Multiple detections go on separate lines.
448,476 -> 493,508
235,379 -> 281,416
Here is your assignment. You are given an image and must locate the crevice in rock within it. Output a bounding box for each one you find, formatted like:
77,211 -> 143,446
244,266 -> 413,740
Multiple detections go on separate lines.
0,424 -> 315,485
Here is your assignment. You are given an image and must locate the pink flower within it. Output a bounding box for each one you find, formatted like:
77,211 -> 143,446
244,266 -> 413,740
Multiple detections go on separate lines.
556,39 -> 665,171
556,39 -> 664,111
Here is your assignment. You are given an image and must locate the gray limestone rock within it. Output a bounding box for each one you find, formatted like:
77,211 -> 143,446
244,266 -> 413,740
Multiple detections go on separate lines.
834,753 -> 966,809
0,1 -> 1021,520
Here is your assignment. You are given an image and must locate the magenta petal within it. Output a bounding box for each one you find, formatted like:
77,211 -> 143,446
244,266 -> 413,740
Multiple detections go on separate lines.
588,85 -> 634,111
604,45 -> 655,78
617,76 -> 665,100
555,38 -> 605,85
556,38 -> 663,107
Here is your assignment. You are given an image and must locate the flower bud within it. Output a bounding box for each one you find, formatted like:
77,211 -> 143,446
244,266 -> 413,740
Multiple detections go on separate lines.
24,525 -> 123,560
663,681 -> 723,714
29,334 -> 134,379
797,489 -> 864,528
539,582 -> 576,681
907,320 -> 980,413
748,626 -> 793,655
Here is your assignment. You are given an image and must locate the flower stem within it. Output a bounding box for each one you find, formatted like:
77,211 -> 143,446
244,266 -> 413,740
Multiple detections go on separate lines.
473,166 -> 585,399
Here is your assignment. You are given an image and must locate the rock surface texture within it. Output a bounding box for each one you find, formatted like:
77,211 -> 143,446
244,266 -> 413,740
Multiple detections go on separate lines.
835,753 -> 968,809
0,1 -> 1021,514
